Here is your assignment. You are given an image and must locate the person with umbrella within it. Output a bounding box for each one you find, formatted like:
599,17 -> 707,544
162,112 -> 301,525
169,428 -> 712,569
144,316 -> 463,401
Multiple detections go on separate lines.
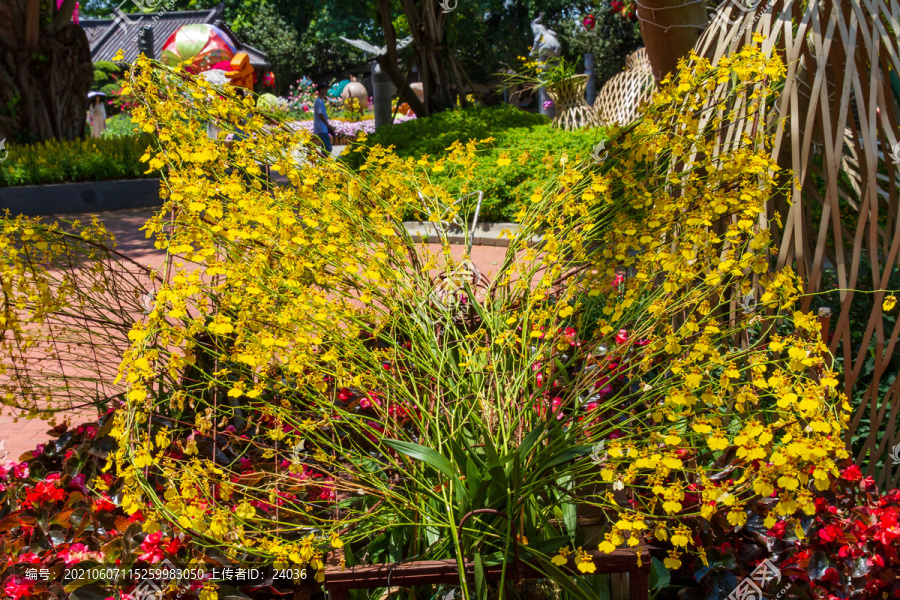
87,91 -> 107,138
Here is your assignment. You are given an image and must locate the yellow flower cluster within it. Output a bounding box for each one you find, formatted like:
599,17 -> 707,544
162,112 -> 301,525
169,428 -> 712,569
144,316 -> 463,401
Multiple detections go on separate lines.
0,40 -> 851,576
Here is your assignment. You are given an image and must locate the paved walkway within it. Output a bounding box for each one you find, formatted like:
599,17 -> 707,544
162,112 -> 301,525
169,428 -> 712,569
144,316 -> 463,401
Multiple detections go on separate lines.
0,207 -> 513,461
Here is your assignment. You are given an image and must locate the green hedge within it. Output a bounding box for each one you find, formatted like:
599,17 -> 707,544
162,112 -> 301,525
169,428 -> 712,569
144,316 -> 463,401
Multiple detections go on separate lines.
345,105 -> 608,222
103,113 -> 141,138
0,135 -> 156,187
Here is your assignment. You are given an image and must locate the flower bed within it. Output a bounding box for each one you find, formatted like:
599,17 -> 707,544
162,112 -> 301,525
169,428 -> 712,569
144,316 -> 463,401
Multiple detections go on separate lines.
0,135 -> 156,187
657,464 -> 900,599
0,412 -> 315,600
291,114 -> 416,144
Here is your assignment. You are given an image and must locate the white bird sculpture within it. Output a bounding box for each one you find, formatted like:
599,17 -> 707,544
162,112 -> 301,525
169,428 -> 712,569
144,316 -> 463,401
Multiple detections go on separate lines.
339,36 -> 413,57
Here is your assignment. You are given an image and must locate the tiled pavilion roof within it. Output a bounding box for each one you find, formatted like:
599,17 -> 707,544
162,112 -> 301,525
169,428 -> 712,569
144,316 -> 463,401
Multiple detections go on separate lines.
80,3 -> 268,70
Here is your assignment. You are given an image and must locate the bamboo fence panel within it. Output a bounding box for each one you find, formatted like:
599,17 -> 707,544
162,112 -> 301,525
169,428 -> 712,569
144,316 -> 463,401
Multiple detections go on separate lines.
684,0 -> 900,488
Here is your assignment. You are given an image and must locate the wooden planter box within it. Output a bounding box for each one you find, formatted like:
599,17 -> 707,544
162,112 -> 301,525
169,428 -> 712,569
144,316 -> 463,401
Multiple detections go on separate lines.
324,546 -> 651,600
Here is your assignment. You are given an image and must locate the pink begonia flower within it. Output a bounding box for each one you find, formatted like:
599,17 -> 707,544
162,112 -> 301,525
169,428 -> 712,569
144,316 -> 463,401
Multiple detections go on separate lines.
70,473 -> 87,491
17,552 -> 41,564
550,397 -> 564,420
615,329 -> 628,344
58,543 -> 103,567
13,462 -> 29,479
4,576 -> 35,600
364,420 -> 384,442
594,375 -> 613,396
319,477 -> 336,501
76,423 -> 98,439
612,273 -> 625,287
138,531 -> 165,563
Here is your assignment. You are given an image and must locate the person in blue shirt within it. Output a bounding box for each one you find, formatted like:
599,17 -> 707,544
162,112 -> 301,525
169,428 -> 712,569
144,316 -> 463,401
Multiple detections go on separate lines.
313,81 -> 336,153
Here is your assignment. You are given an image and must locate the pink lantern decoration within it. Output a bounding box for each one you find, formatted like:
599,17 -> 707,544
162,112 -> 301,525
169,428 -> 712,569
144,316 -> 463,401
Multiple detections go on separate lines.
161,24 -> 238,74
583,14 -> 595,30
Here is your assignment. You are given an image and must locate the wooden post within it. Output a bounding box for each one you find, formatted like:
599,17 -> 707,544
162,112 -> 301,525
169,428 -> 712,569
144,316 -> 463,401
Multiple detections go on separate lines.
818,306 -> 832,371
630,562 -> 651,600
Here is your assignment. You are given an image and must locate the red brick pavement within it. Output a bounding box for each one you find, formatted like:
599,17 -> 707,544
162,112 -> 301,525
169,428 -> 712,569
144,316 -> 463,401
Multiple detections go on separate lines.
1,208 -> 515,462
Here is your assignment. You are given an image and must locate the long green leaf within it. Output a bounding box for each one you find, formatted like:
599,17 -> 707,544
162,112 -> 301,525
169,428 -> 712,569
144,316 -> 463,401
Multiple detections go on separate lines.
474,552 -> 487,600
520,425 -> 546,458
541,445 -> 594,472
383,439 -> 456,478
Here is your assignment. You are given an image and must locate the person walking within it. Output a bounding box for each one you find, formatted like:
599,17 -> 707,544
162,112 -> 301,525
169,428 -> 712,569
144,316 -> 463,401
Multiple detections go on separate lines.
313,81 -> 336,153
87,92 -> 107,138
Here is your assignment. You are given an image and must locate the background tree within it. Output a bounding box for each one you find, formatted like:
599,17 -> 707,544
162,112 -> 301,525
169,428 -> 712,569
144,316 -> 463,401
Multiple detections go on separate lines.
79,0 -> 618,105
374,0 -> 457,116
560,2 -> 643,89
237,3 -> 301,96
449,0 -> 583,89
0,0 -> 93,142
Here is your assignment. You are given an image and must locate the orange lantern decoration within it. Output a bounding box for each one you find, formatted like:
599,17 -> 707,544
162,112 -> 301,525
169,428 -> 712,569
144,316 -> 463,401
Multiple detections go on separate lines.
226,53 -> 255,90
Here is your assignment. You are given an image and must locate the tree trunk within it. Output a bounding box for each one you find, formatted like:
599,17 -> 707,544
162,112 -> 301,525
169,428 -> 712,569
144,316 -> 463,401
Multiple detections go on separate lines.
636,0 -> 708,82
375,0 -> 428,118
402,0 -> 454,114
0,0 -> 93,143
376,0 -> 459,117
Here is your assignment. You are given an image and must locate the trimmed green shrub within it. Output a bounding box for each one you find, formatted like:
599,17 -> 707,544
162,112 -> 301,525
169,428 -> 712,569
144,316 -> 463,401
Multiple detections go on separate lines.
345,105 -> 607,222
0,135 -> 157,187
92,61 -> 124,93
92,61 -> 128,116
102,113 -> 140,138
345,104 -> 548,164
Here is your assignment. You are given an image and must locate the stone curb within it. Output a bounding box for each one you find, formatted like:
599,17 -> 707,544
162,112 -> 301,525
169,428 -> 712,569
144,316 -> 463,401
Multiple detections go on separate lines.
0,178 -> 162,217
402,222 -> 541,247
0,180 -> 540,246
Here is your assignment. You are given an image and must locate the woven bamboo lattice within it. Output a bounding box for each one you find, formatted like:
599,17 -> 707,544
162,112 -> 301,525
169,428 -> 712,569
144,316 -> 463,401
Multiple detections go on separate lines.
682,0 -> 900,488
545,74 -> 600,130
594,48 -> 657,126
